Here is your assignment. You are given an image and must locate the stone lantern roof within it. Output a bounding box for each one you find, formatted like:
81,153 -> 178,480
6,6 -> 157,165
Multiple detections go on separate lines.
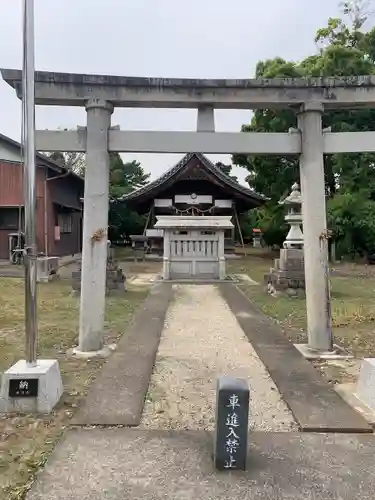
279,183 -> 302,207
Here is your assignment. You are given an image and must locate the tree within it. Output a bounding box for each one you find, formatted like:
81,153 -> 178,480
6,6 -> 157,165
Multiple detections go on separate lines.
109,153 -> 149,199
43,128 -> 86,176
232,57 -> 302,203
46,151 -> 85,176
108,203 -> 146,242
108,153 -> 150,241
340,0 -> 373,29
215,161 -> 239,182
241,202 -> 287,247
327,191 -> 375,257
234,2 -> 375,252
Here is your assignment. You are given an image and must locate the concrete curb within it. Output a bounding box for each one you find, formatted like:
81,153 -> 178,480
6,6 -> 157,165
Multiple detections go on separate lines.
73,282 -> 173,426
219,283 -> 372,433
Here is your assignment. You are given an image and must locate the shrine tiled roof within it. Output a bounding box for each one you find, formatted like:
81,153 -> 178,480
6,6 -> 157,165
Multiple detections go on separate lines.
120,153 -> 266,204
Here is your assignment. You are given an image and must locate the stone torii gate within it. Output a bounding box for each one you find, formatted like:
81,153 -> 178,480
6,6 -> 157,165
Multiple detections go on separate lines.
3,70 -> 375,358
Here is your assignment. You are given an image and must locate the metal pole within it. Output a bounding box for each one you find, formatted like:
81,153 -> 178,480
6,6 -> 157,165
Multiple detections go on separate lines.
22,0 -> 38,366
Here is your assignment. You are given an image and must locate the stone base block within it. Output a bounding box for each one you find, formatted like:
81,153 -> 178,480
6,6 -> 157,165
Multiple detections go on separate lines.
284,287 -> 305,298
335,383 -> 375,425
275,269 -> 306,280
0,359 -> 63,414
265,247 -> 305,297
72,268 -> 126,295
294,344 -> 353,360
266,272 -> 305,296
72,271 -> 81,280
279,248 -> 304,272
70,344 -> 117,359
279,247 -> 304,260
355,358 -> 375,411
37,256 -> 60,283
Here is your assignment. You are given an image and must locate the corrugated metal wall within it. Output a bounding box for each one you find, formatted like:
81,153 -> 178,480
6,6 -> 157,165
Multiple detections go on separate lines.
0,161 -> 83,259
0,162 -> 45,259
0,161 -> 24,206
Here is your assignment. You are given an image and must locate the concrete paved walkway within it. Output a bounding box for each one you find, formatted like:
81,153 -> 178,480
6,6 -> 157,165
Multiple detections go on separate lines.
25,282 -> 375,499
27,429 -> 375,500
141,285 -> 296,431
74,283 -> 172,426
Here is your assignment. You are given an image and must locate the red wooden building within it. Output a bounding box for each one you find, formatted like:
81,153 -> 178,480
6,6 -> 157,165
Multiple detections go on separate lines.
0,133 -> 84,260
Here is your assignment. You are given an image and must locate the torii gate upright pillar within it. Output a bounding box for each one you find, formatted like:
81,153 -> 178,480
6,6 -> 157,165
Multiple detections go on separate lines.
75,98 -> 114,354
296,102 -> 333,355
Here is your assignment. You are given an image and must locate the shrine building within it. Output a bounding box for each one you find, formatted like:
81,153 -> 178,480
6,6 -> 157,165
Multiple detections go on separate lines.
122,153 -> 265,280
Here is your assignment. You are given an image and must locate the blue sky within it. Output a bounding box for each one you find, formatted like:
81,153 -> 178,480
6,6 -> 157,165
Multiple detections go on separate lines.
0,0 -> 342,183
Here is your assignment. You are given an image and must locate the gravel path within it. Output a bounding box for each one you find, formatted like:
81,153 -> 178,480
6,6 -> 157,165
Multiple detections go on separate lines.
140,285 -> 297,432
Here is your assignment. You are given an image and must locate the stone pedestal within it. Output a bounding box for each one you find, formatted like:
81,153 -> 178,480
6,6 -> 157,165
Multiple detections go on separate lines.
252,229 -> 262,248
253,236 -> 262,248
355,358 -> 375,411
72,249 -> 126,295
265,248 -> 305,297
130,235 -> 148,261
0,359 -> 63,414
36,256 -> 59,283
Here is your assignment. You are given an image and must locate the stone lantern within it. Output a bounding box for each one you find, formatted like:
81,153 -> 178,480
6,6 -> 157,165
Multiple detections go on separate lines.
264,182 -> 305,297
252,228 -> 263,248
279,182 -> 303,249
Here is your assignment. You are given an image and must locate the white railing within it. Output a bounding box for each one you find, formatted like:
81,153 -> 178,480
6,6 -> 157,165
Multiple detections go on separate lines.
170,239 -> 218,258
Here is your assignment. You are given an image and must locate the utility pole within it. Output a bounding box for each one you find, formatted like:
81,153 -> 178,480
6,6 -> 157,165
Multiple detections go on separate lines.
0,0 -> 63,414
22,0 -> 38,366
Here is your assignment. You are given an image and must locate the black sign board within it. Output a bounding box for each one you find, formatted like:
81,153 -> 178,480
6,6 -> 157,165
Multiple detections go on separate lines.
214,376 -> 249,471
8,378 -> 39,398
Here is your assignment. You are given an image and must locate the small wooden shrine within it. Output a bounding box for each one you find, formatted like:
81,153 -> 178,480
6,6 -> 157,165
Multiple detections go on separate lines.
123,153 -> 265,257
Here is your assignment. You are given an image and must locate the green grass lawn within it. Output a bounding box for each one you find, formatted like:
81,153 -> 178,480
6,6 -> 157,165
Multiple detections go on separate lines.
228,251 -> 375,358
0,277 -> 147,500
